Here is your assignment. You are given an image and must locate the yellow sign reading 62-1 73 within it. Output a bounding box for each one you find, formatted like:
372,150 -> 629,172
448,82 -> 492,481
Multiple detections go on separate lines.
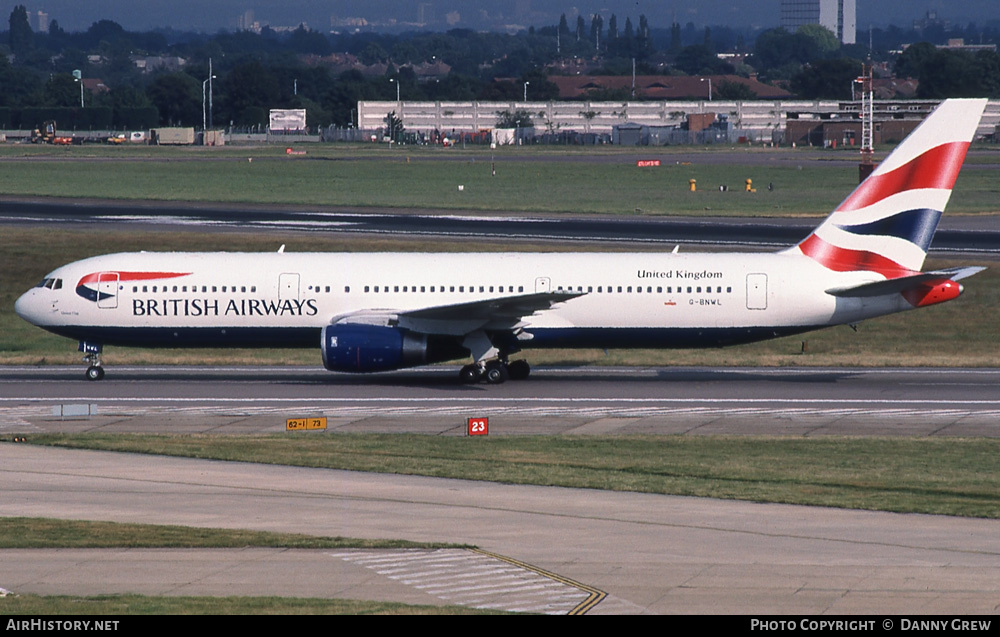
286,417 -> 327,431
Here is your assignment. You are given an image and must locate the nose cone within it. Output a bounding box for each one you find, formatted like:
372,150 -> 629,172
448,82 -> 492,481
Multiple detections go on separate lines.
14,289 -> 43,325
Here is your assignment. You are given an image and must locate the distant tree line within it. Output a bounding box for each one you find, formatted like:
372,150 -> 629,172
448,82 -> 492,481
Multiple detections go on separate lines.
3,4 -> 1000,131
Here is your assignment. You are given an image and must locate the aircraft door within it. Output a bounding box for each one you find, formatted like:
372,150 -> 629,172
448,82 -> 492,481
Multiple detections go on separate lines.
279,273 -> 300,301
746,273 -> 767,310
535,277 -> 551,293
97,272 -> 119,309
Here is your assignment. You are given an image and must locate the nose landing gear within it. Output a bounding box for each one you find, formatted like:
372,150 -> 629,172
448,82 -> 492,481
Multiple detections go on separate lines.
85,361 -> 105,381
79,341 -> 105,381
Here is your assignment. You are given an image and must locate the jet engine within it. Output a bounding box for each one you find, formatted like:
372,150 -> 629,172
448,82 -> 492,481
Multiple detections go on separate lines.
321,324 -> 466,373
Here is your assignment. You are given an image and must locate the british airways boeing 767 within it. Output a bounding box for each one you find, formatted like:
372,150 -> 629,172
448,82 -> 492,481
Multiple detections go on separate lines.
15,99 -> 988,383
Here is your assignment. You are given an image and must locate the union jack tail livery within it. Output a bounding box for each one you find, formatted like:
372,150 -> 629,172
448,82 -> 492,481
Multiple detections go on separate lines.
785,98 -> 987,278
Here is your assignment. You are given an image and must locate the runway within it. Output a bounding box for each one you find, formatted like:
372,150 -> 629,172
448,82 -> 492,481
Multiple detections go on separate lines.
3,366 -> 1000,436
4,197 -> 1000,254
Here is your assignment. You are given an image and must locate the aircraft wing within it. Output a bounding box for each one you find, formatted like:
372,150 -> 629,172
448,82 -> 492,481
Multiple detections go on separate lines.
825,267 -> 986,298
331,291 -> 584,336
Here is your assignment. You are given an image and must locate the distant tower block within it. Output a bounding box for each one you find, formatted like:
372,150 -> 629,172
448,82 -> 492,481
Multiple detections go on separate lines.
781,0 -> 856,45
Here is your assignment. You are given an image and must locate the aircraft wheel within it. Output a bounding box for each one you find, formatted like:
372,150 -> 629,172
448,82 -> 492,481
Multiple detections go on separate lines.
85,366 -> 105,381
459,364 -> 482,384
507,360 -> 530,380
484,361 -> 509,384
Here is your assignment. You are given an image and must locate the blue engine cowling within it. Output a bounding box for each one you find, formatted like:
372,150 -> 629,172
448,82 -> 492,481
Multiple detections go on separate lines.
321,324 -> 465,373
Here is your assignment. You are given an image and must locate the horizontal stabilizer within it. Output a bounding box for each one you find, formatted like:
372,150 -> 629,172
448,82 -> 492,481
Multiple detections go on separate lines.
825,267 -> 985,298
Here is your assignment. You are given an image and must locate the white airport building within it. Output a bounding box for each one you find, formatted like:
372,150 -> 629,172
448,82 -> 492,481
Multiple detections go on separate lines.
356,99 -> 1000,144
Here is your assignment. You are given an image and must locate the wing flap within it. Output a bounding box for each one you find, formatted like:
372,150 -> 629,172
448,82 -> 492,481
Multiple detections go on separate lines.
401,291 -> 582,321
332,291 -> 584,337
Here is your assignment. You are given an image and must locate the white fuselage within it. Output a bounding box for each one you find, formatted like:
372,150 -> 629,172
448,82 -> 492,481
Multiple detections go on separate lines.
15,250 -> 911,352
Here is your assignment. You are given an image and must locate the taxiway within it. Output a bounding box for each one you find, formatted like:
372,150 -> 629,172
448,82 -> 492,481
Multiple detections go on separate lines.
4,441 -> 1000,615
3,366 -> 1000,436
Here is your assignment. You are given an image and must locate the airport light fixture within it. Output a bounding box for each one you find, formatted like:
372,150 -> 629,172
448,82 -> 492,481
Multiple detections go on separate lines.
523,81 -> 529,102
208,58 -> 214,129
390,78 -> 400,103
202,74 -> 216,132
73,69 -> 83,108
700,77 -> 712,101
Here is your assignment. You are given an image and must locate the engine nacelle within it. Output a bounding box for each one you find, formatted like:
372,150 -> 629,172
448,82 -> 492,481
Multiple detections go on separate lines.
321,324 -> 465,373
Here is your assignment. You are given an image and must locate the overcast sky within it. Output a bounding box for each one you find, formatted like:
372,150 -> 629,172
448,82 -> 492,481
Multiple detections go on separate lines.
5,1 -> 997,33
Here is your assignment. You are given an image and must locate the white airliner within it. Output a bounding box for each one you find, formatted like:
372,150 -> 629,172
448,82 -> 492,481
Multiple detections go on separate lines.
15,99 -> 988,383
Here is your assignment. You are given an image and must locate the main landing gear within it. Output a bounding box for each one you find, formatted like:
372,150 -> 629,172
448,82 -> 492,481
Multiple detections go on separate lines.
457,330 -> 530,385
459,359 -> 530,385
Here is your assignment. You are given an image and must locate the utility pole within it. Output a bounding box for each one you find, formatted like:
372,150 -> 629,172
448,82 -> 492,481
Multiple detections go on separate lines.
631,58 -> 636,99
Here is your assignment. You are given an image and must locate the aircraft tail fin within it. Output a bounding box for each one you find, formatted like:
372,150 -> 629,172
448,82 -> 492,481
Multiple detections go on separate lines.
784,98 -> 987,278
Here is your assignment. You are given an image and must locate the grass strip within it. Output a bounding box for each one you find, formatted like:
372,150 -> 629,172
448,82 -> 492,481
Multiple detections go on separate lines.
23,433 -> 1000,519
0,517 -> 460,550
0,594 -> 495,615
2,143 -> 997,215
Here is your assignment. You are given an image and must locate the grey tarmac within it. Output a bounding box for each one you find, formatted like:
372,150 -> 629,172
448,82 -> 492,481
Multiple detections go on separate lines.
4,366 -> 1000,437
2,444 -> 1000,615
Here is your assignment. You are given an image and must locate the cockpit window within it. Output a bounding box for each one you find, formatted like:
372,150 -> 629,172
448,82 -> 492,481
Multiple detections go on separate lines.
36,278 -> 63,290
